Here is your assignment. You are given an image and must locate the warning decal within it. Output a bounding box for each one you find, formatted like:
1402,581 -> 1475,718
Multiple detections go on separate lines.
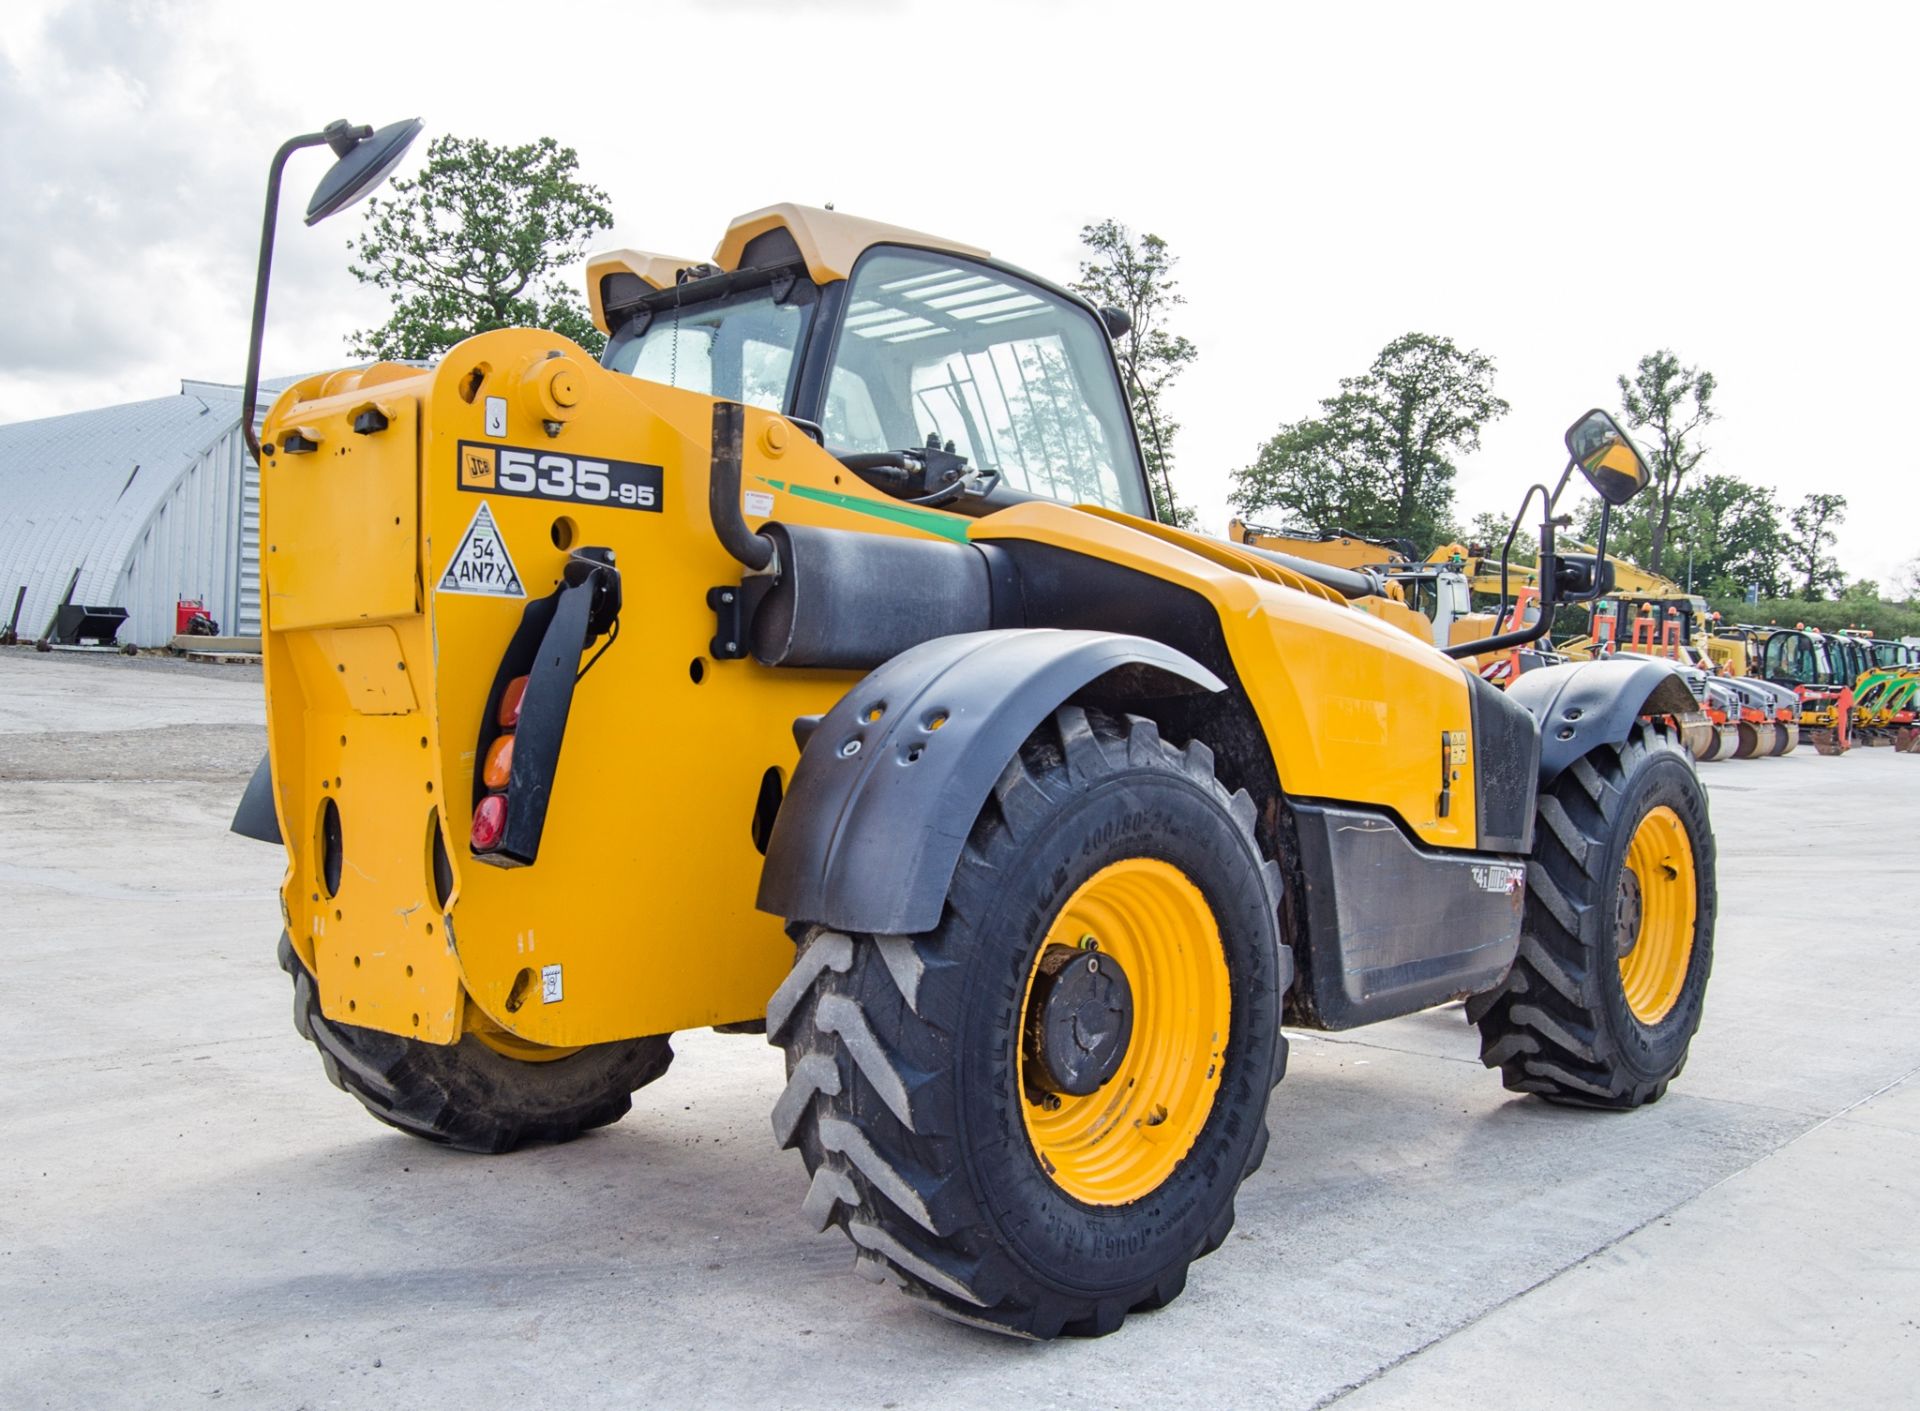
439,500 -> 525,598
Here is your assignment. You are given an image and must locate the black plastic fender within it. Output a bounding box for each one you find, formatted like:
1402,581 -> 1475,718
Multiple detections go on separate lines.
231,752 -> 281,844
755,628 -> 1225,935
1505,657 -> 1702,785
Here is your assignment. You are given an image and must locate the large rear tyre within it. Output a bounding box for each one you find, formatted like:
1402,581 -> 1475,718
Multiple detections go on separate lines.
1469,721 -> 1716,1108
769,706 -> 1287,1338
279,933 -> 673,1153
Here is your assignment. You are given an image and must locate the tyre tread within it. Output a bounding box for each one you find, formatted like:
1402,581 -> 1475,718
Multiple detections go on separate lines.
770,707 -> 1285,1337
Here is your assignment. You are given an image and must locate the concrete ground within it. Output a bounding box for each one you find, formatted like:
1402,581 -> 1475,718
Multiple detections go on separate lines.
1,648 -> 1913,1409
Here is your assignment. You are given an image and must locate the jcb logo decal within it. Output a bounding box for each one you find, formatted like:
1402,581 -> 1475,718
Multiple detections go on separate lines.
462,446 -> 497,489
456,441 -> 662,513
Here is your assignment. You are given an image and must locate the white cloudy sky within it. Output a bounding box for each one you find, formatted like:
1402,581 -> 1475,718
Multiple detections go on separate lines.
3,0 -> 1915,583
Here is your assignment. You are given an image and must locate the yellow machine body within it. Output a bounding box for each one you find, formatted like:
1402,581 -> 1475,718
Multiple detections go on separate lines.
260,346 -> 1479,1052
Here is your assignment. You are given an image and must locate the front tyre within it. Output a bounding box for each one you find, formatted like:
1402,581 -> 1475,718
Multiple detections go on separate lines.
279,934 -> 673,1153
769,706 -> 1288,1338
1470,721 -> 1716,1107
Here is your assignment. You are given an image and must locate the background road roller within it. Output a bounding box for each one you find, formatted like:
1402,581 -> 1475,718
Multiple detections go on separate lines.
233,155 -> 1719,1338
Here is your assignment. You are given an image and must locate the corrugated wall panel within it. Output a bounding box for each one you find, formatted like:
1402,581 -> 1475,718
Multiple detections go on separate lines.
239,444 -> 261,636
112,425 -> 250,645
3,378 -> 323,646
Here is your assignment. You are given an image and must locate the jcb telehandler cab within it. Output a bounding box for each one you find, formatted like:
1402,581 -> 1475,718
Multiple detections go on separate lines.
232,131 -> 1716,1340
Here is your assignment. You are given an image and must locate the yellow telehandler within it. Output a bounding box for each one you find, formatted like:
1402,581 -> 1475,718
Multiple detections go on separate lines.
231,126 -> 1717,1340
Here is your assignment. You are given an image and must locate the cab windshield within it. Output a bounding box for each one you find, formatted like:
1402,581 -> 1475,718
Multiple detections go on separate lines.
1764,633 -> 1835,685
821,249 -> 1149,516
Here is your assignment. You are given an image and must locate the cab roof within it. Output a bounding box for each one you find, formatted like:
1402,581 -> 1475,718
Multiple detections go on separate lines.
585,202 -> 990,334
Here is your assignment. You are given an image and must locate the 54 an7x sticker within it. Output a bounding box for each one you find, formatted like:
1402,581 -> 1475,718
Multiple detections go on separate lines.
458,441 -> 662,512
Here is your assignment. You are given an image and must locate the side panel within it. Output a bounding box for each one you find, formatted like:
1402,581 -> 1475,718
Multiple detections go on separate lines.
1288,803 -> 1525,1031
1466,670 -> 1538,853
972,504 -> 1483,851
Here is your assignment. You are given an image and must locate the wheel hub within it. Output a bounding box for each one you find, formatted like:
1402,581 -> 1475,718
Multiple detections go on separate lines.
1615,867 -> 1644,959
1023,943 -> 1133,1097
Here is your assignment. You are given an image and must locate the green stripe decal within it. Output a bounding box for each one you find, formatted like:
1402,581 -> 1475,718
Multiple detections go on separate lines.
756,478 -> 970,542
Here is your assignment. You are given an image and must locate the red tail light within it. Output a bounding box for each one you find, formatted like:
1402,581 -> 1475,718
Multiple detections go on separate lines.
499,675 -> 529,729
471,793 -> 508,851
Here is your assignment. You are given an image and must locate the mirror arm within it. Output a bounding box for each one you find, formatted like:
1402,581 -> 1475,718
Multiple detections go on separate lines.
1443,609 -> 1554,659
240,130 -> 336,464
1494,482 -> 1549,629
1445,485 -> 1557,660
1547,459 -> 1577,510
1568,500 -> 1614,607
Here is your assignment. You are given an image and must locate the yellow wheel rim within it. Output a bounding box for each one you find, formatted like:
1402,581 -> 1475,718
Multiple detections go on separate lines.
1616,806 -> 1698,1025
466,1008 -> 583,1063
1018,858 -> 1231,1206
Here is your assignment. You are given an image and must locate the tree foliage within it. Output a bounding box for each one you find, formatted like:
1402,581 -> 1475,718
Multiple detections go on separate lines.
1575,472 -> 1785,597
1707,593 -> 1920,641
1784,492 -> 1848,600
1071,221 -> 1197,525
1229,333 -> 1509,551
1616,350 -> 1716,574
1465,508 -> 1536,562
347,135 -> 613,361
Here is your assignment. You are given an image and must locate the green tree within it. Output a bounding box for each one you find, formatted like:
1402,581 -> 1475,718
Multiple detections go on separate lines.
1574,472 -> 1785,597
1466,508 -> 1536,561
1229,332 -> 1508,550
1071,220 -> 1197,525
1327,334 -> 1509,549
1229,418 -> 1381,534
347,135 -> 613,361
1616,350 -> 1716,574
1784,492 -> 1847,600
1708,592 -> 1920,641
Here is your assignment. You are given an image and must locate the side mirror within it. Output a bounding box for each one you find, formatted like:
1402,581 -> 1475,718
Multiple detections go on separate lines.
305,117 -> 424,225
1100,306 -> 1133,339
1564,408 -> 1650,506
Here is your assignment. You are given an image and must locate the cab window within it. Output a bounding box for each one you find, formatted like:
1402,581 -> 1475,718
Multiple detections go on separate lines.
822,249 -> 1148,516
605,281 -> 812,412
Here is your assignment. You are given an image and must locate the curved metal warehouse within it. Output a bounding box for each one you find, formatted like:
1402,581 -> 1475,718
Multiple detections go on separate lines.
0,378 -> 291,647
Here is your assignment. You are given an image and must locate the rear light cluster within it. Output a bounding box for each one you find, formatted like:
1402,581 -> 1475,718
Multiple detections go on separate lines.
471,675 -> 527,853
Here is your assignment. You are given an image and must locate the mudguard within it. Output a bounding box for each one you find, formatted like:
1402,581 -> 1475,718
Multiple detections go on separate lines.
231,752 -> 281,844
1505,658 -> 1701,785
755,628 -> 1224,935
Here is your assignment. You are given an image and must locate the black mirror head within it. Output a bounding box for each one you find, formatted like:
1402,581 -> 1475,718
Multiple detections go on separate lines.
1564,407 -> 1651,506
306,117 -> 423,226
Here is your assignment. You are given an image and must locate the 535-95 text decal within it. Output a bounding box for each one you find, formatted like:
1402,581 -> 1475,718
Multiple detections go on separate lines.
458,442 -> 663,512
